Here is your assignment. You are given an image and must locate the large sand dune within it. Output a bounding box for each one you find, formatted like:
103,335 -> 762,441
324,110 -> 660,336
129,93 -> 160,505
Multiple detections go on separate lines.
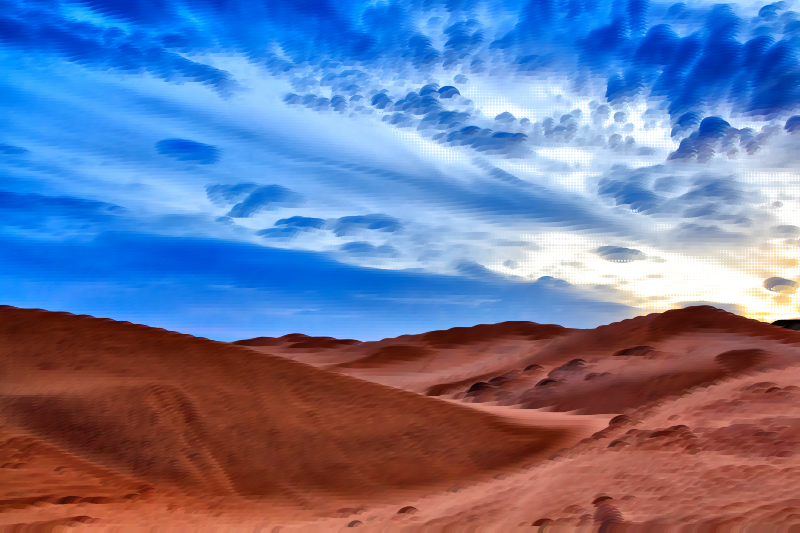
0,305 -> 602,529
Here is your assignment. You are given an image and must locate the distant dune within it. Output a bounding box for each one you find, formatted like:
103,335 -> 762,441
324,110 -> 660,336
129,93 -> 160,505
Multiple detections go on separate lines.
238,306 -> 800,416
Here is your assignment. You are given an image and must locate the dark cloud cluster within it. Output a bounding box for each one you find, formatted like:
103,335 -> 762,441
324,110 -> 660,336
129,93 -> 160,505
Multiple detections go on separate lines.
443,20 -> 484,55
254,227 -> 304,241
785,115 -> 800,133
254,216 -> 326,241
384,89 -> 442,115
595,246 -> 645,263
441,127 -> 529,156
226,185 -> 304,218
286,82 -> 471,135
272,7 -> 800,165
13,0 -> 800,122
255,213 -> 403,245
330,214 -> 403,236
284,92 -> 355,113
284,75 -> 531,158
667,117 -> 783,162
596,168 -> 757,230
275,216 -> 327,229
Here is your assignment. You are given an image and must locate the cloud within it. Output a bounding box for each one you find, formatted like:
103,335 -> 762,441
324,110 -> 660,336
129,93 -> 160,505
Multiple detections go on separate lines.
455,261 -> 513,281
256,216 -> 325,241
595,169 -> 764,233
785,115 -> 800,134
274,216 -> 326,229
667,117 -> 742,162
763,277 -> 798,293
0,144 -> 29,155
13,0 -> 800,121
664,177 -> 762,227
670,223 -> 750,246
5,0 -> 800,326
389,92 -> 442,115
330,214 -> 403,236
340,241 -> 399,257
206,183 -> 258,205
652,176 -> 684,193
0,190 -> 125,233
255,227 -> 304,241
597,174 -> 663,214
441,127 -> 530,157
597,246 -> 643,261
226,185 -> 304,218
156,139 -> 221,165
0,4 -> 237,95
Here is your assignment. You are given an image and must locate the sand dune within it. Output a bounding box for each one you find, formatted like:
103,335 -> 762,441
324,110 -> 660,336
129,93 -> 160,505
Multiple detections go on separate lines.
238,320 -> 573,394
238,307 -> 800,417
0,306 -> 596,512
4,305 -> 800,530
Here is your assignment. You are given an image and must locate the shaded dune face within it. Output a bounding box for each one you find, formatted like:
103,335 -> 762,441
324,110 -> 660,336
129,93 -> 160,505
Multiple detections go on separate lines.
544,306 -> 800,357
418,322 -> 570,347
332,345 -> 434,370
613,346 -> 654,356
426,371 -> 515,397
232,334 -> 361,349
0,386 -> 576,499
519,368 -> 732,415
714,349 -> 770,373
515,347 -> 775,416
0,306 -> 587,502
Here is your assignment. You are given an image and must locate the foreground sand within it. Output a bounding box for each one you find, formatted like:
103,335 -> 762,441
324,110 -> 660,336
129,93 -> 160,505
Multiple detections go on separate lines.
1,305 -> 800,530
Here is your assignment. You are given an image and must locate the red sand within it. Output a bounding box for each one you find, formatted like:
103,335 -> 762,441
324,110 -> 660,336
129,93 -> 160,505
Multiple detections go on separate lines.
3,305 -> 800,530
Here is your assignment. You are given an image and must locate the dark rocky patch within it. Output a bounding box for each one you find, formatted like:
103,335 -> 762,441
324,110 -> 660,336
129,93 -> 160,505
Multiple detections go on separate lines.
613,345 -> 654,356
467,382 -> 489,393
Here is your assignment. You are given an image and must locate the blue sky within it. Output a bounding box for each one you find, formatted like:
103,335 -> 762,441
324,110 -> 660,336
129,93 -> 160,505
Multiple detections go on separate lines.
2,0 -> 799,340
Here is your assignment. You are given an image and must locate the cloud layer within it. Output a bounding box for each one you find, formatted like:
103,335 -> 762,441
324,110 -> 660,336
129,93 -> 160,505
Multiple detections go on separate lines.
1,0 -> 799,336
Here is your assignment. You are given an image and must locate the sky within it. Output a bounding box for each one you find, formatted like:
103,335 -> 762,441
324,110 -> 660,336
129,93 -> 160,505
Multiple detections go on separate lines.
1,0 -> 799,341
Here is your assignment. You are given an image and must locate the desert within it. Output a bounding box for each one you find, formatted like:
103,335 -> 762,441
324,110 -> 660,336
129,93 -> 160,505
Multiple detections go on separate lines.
7,0 -> 800,529
0,304 -> 800,531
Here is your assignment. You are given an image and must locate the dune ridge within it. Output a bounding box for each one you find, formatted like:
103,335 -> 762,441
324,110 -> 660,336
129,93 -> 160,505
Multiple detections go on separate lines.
236,307 -> 800,417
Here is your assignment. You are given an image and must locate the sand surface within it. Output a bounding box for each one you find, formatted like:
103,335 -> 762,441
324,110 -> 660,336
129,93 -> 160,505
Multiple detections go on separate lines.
2,305 -> 800,530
